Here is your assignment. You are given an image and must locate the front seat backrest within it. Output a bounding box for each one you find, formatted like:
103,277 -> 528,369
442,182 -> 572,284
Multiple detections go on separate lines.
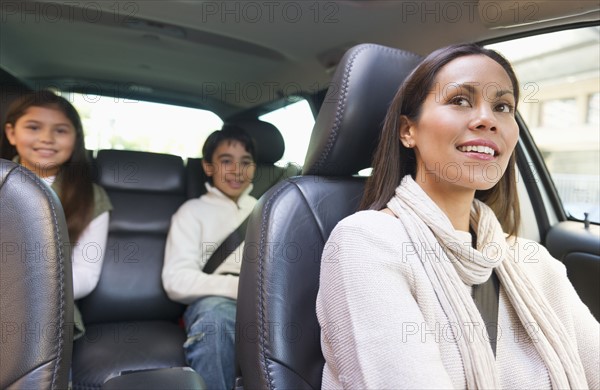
235,44 -> 422,389
0,160 -> 73,390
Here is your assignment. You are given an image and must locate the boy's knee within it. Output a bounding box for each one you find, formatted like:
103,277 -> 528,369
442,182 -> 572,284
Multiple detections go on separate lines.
199,296 -> 235,310
185,296 -> 236,329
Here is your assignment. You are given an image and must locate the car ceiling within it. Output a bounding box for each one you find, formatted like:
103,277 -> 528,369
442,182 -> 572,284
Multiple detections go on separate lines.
1,0 -> 599,118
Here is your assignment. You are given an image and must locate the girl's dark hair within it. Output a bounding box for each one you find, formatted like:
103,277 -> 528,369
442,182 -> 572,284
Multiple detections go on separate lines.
360,43 -> 521,236
1,90 -> 94,242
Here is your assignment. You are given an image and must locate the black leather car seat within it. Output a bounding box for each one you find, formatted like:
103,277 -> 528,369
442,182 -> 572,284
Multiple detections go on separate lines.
186,119 -> 301,200
235,44 -> 422,389
0,160 -> 74,390
71,150 -> 188,389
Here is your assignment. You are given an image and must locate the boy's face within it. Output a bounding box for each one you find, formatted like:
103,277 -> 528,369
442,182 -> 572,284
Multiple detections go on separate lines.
202,140 -> 255,202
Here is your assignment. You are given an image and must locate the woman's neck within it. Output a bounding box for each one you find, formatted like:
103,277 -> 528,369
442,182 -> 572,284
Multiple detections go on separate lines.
415,179 -> 474,232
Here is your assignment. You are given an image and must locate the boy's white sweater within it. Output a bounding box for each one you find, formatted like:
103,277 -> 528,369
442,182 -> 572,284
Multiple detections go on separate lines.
162,183 -> 257,304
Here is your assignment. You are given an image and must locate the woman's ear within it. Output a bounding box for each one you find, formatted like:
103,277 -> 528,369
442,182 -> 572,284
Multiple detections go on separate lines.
201,159 -> 214,177
4,124 -> 17,146
398,116 -> 415,148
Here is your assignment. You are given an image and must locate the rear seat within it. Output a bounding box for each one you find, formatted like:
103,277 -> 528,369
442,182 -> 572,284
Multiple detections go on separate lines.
72,150 -> 188,389
72,121 -> 299,388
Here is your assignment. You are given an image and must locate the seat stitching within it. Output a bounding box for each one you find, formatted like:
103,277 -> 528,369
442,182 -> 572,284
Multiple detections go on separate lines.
257,182 -> 293,389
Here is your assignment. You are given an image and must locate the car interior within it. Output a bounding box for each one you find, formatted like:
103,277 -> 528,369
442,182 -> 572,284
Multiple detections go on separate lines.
1,1 -> 599,389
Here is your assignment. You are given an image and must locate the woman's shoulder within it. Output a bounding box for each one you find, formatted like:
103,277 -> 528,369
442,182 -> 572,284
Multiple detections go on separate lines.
330,209 -> 407,243
338,210 -> 399,226
337,209 -> 397,227
322,210 -> 417,277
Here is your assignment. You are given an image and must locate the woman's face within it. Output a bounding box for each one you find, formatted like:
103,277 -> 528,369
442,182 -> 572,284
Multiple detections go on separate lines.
5,106 -> 77,178
405,54 -> 519,195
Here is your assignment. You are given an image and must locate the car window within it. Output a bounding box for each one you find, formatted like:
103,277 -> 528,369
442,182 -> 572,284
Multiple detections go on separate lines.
259,98 -> 315,167
487,26 -> 600,223
67,92 -> 223,159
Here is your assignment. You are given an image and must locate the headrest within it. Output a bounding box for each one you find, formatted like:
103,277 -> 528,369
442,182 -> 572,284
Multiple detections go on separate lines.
96,150 -> 185,193
303,44 -> 422,176
226,119 -> 284,164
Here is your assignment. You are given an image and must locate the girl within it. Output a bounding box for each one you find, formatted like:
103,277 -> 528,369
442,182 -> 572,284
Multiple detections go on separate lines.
316,44 -> 599,389
1,90 -> 112,336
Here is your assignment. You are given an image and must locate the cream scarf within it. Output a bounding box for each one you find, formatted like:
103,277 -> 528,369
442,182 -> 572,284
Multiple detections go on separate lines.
386,176 -> 587,389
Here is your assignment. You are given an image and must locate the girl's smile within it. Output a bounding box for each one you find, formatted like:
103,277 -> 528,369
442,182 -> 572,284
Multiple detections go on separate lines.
5,106 -> 76,177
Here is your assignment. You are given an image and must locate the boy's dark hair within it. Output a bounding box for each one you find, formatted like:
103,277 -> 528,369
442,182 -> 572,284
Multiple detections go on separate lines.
202,124 -> 257,163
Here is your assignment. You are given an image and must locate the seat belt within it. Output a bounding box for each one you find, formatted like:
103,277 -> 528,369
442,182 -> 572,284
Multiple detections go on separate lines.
203,216 -> 250,274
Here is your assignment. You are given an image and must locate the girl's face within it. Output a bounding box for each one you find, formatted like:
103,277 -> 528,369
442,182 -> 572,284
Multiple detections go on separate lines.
5,106 -> 77,178
403,54 -> 519,195
203,140 -> 256,202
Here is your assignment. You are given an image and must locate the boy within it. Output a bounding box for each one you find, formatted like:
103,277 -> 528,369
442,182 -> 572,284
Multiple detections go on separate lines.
162,125 -> 257,389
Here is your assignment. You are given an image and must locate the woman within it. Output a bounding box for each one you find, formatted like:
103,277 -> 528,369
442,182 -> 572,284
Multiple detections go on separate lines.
316,44 -> 599,389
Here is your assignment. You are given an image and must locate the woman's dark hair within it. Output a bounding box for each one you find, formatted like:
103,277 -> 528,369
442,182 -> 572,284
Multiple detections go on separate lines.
360,43 -> 521,236
202,124 -> 257,183
1,90 -> 94,242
